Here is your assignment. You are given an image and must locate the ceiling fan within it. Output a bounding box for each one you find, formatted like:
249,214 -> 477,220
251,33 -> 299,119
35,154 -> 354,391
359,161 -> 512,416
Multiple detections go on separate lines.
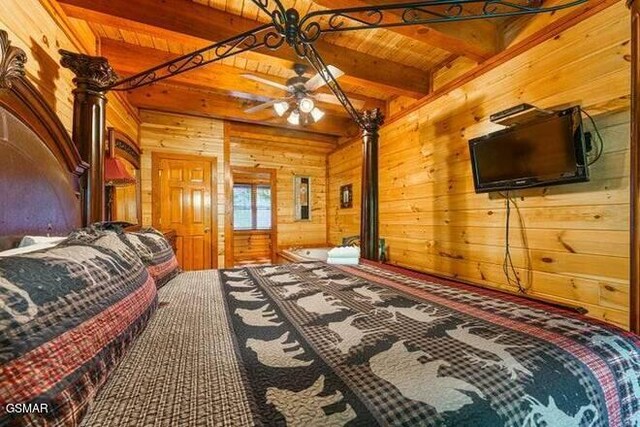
242,63 -> 364,126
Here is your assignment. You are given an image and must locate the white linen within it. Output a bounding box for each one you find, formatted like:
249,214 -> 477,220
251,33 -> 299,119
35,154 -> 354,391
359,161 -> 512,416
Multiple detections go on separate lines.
327,246 -> 360,259
0,241 -> 62,257
18,235 -> 66,247
326,257 -> 359,265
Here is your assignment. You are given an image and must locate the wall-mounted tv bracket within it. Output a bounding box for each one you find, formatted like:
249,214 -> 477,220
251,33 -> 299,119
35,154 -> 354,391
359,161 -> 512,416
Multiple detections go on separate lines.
491,103 -> 596,155
490,103 -> 554,127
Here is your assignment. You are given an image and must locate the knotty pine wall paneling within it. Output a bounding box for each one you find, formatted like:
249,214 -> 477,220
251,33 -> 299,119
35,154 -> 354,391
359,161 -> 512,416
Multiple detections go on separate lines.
139,113 -> 334,267
328,139 -> 362,245
328,4 -> 632,328
0,0 -> 139,140
234,231 -> 272,265
227,123 -> 332,250
139,111 -> 226,267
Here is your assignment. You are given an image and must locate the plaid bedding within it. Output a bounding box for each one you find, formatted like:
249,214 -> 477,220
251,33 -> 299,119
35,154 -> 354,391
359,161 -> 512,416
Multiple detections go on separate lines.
0,233 -> 157,427
82,261 -> 639,427
120,228 -> 180,288
69,226 -> 180,289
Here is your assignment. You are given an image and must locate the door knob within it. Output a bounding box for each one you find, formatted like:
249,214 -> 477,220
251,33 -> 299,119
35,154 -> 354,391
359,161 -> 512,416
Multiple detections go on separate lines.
204,228 -> 210,233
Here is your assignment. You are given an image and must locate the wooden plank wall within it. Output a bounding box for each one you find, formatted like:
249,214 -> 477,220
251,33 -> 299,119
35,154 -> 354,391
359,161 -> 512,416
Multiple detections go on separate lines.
328,141 -> 362,244
138,110 -> 226,267
0,0 -> 139,140
227,123 -> 332,250
139,113 -> 333,267
328,4 -> 631,328
234,232 -> 272,265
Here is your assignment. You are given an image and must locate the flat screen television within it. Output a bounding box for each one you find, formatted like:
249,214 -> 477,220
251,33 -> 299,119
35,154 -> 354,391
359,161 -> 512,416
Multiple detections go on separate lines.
468,106 -> 589,193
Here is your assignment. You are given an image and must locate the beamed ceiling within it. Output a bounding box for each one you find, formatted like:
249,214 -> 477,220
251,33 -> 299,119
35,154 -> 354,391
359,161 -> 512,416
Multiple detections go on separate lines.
57,0 -> 588,138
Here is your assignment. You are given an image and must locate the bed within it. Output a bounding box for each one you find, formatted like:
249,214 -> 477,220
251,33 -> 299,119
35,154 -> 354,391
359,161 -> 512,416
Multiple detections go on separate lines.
70,261 -> 637,427
1,30 -> 640,427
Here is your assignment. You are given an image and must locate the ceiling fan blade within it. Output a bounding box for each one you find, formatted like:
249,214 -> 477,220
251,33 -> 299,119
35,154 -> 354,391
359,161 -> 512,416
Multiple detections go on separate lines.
305,66 -> 345,92
241,73 -> 290,91
314,93 -> 364,110
244,99 -> 280,114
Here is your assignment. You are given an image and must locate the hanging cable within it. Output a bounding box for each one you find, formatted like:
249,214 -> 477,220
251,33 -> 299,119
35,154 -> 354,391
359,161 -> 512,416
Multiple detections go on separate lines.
581,107 -> 605,166
502,192 -> 527,294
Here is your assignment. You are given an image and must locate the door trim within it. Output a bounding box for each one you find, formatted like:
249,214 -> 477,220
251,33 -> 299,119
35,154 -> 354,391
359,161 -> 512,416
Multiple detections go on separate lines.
151,151 -> 218,269
225,166 -> 278,267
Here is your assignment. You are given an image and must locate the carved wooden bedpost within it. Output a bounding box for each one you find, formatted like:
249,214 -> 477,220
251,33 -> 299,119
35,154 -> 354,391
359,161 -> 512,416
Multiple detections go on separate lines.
629,0 -> 640,333
360,108 -> 385,261
60,51 -> 117,225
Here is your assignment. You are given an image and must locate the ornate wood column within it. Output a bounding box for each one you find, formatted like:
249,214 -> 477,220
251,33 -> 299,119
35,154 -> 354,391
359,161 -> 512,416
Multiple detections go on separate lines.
629,0 -> 640,333
360,108 -> 385,261
60,51 -> 117,225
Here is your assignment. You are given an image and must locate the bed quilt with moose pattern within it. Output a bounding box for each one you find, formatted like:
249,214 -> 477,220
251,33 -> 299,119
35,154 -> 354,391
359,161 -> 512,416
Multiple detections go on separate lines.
207,261 -> 640,426
77,261 -> 640,427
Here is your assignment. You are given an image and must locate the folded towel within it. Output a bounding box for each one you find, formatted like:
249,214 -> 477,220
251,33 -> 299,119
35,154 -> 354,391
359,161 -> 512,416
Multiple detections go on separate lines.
327,246 -> 360,259
327,257 -> 359,265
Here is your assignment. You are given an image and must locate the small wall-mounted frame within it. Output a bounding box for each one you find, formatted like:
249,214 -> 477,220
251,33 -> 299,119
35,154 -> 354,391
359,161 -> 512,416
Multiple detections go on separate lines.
340,184 -> 353,209
294,175 -> 311,221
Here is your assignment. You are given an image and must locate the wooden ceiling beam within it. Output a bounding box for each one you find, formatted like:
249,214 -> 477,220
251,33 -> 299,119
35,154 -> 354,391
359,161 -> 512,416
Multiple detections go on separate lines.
58,0 -> 430,97
127,83 -> 361,138
100,39 -> 386,115
69,9 -> 298,71
227,122 -> 339,148
311,0 -> 499,62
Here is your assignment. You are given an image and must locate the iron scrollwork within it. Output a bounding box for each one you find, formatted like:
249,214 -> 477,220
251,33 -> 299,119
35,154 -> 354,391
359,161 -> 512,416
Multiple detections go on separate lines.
298,0 -> 589,42
297,43 -> 363,127
249,0 -> 287,32
92,0 -> 589,128
108,24 -> 284,91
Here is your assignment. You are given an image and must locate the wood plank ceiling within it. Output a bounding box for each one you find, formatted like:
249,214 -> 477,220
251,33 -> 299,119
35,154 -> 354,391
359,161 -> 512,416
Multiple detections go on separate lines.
57,0 -> 544,138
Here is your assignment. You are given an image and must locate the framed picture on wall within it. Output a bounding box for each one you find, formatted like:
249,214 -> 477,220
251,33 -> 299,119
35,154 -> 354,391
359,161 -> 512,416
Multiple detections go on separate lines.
294,175 -> 311,221
340,184 -> 353,209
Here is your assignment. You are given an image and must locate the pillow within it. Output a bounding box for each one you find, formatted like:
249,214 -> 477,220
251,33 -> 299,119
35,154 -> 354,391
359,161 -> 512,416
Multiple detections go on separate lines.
18,235 -> 67,248
121,228 -> 180,288
0,241 -> 62,257
65,224 -> 115,241
67,225 -> 180,288
0,232 -> 157,427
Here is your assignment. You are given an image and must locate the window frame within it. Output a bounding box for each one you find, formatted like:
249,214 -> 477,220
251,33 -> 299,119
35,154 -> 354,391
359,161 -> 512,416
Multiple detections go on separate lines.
233,182 -> 272,231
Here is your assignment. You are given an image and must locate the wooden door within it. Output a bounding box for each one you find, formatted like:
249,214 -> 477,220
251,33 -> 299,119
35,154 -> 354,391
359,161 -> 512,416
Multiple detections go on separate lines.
152,153 -> 217,270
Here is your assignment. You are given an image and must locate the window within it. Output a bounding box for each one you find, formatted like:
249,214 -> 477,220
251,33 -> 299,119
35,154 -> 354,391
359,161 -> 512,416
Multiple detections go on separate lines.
233,184 -> 253,230
256,185 -> 272,229
233,183 -> 272,230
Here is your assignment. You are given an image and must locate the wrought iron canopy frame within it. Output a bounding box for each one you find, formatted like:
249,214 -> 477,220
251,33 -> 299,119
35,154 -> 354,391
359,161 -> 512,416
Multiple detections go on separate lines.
107,0 -> 590,128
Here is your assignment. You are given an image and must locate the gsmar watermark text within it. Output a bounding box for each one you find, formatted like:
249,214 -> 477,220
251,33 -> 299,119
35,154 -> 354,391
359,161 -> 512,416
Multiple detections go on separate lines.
5,403 -> 50,414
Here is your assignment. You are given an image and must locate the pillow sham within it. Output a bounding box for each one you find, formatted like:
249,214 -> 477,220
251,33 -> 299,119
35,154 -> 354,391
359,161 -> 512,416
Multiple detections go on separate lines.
0,232 -> 157,427
67,225 -> 180,288
121,228 -> 180,288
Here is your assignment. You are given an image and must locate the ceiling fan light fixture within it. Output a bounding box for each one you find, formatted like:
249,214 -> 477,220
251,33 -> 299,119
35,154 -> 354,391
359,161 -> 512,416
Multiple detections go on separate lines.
310,107 -> 325,123
274,101 -> 289,117
299,97 -> 315,114
287,110 -> 301,126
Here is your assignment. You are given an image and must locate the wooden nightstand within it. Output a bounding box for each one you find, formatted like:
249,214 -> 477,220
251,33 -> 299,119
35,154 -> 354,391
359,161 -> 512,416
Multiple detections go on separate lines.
162,230 -> 177,253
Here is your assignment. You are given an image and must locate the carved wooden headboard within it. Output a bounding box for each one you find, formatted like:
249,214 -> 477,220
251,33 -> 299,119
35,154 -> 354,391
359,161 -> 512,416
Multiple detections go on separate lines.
0,31 -> 87,249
